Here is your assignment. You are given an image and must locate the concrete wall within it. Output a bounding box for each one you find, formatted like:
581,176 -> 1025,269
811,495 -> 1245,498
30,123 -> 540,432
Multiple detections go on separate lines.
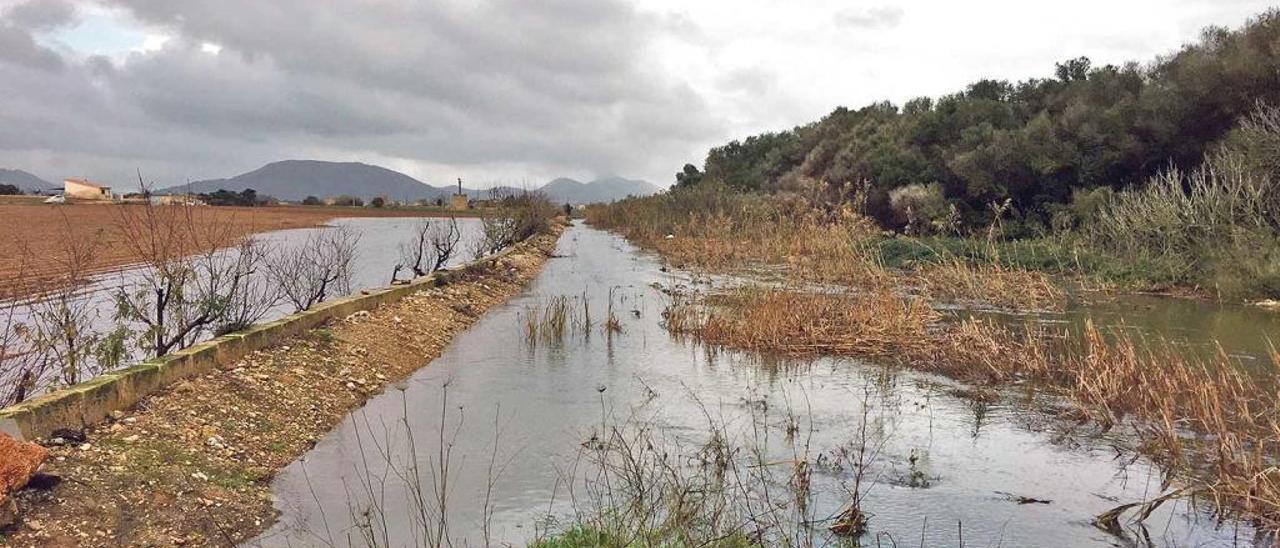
0,245 -> 523,442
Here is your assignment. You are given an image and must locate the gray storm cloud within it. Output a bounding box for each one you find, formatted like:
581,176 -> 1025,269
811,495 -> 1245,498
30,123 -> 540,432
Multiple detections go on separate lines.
0,0 -> 724,186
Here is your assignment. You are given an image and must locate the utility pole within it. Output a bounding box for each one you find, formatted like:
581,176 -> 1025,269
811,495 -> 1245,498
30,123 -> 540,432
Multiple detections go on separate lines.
457,177 -> 462,195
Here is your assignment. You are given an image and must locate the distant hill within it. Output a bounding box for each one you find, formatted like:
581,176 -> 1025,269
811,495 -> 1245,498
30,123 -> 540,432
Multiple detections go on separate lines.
539,176 -> 660,204
0,169 -> 54,191
165,160 -> 452,201
159,160 -> 659,204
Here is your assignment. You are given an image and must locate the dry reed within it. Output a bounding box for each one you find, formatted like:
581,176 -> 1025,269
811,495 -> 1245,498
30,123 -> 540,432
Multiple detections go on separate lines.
664,285 -> 1280,531
590,193 -> 1064,311
915,259 -> 1065,311
664,287 -> 938,357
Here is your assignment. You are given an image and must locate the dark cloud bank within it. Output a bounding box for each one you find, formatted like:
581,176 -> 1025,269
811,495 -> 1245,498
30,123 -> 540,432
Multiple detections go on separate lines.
0,0 -> 723,187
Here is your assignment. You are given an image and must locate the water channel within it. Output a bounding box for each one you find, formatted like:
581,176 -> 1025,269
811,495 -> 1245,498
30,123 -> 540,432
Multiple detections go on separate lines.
251,223 -> 1274,547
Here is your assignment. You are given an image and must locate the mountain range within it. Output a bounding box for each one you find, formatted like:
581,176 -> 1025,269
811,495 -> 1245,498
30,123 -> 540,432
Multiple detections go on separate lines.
157,160 -> 658,204
0,169 -> 53,190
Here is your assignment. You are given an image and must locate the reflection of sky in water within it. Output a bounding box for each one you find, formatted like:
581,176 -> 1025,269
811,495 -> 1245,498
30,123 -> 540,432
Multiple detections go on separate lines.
958,291 -> 1280,372
255,224 -> 1267,548
3,217 -> 483,388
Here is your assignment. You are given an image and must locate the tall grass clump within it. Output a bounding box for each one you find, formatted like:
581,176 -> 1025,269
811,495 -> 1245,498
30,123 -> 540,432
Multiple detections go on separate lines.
588,183 -> 884,280
590,183 -> 1067,310
1087,103 -> 1280,299
664,287 -> 938,357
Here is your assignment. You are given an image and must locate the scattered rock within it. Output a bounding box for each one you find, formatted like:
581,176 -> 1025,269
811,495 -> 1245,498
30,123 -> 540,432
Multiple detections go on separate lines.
108,410 -> 125,421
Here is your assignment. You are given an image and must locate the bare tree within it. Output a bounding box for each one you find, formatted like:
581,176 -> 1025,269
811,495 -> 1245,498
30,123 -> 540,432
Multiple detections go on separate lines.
112,181 -> 264,357
471,216 -> 519,260
23,223 -> 106,386
396,217 -> 461,281
209,237 -> 280,335
0,248 -> 39,406
268,225 -> 359,312
470,193 -> 557,259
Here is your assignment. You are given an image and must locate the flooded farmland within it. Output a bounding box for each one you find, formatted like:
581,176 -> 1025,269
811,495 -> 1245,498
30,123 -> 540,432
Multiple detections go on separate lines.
252,223 -> 1272,547
0,216 -> 484,389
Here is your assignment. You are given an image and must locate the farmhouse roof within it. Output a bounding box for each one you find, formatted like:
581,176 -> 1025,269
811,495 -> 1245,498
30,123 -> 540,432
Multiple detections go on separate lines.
65,177 -> 111,190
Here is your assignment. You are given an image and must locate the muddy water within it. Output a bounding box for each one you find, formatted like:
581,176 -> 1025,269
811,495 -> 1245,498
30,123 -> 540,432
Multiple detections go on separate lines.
251,223 -> 1272,547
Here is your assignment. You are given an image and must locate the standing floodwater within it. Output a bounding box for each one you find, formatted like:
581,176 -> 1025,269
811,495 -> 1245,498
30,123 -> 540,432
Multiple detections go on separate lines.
0,216 -> 483,393
250,224 -> 1268,547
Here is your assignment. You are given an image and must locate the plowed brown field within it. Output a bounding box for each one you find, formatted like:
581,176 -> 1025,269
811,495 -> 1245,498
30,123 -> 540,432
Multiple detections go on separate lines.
0,203 -> 469,298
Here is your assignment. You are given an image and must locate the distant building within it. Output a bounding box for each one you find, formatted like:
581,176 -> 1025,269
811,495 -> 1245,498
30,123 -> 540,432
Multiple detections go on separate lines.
450,177 -> 469,210
63,178 -> 113,201
450,194 -> 469,210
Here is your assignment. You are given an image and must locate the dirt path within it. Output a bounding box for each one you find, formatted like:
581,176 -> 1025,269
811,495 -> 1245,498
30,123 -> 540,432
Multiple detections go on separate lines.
0,203 -> 482,299
4,226 -> 562,547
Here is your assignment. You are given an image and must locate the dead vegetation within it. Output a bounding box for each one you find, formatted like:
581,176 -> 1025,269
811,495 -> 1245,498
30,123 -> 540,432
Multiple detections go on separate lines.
665,287 -> 937,357
662,285 -> 1280,532
913,259 -> 1064,311
587,186 -> 1065,311
522,289 -> 626,344
265,224 -> 359,312
394,217 -> 462,283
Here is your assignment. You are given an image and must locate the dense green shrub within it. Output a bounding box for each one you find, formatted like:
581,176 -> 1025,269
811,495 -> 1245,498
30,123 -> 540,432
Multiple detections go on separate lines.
1085,104 -> 1280,298
689,10 -> 1280,231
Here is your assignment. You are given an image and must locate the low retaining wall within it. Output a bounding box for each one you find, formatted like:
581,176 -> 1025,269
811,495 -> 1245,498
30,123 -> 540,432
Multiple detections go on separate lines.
0,246 -> 524,442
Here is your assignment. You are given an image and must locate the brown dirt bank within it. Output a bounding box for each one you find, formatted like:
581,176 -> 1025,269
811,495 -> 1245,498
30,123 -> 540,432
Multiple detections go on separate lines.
0,203 -> 485,299
2,226 -> 562,547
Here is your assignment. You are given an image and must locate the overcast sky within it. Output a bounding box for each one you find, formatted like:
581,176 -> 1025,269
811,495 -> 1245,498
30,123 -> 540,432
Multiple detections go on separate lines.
0,0 -> 1272,189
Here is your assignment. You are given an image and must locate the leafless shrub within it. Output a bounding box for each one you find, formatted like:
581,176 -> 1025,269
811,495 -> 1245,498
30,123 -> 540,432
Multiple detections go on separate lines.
269,225 -> 360,312
396,217 -> 461,282
472,216 -> 520,259
112,195 -> 267,357
472,193 -> 558,259
211,237 -> 280,335
21,226 -> 108,386
0,249 -> 38,406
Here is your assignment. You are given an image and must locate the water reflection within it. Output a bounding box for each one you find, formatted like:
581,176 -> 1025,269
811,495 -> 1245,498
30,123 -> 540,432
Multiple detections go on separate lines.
2,217 -> 483,395
254,224 -> 1271,547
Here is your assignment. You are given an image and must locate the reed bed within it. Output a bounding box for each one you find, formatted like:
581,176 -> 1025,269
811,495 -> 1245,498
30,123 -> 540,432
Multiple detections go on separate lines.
941,319 -> 1280,530
588,189 -> 1065,311
664,287 -> 938,357
915,259 -> 1065,311
667,286 -> 1280,530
